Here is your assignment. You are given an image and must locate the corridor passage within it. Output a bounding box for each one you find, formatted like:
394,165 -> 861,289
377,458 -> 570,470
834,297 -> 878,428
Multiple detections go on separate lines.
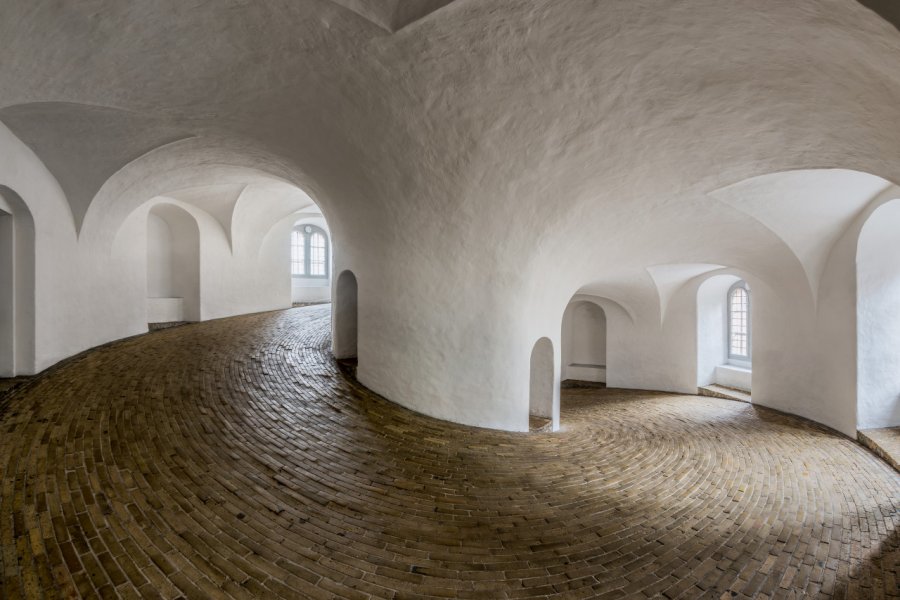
0,306 -> 897,599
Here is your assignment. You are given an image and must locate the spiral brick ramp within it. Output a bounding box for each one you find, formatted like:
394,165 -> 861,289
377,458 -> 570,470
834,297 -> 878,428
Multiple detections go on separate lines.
0,305 -> 897,599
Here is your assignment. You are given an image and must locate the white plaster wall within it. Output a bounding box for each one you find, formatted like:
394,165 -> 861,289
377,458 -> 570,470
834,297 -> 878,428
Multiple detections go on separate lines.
0,122 -> 322,375
1,2 -> 900,440
293,286 -> 331,303
199,224 -> 287,322
603,294 -> 698,395
147,298 -> 184,324
743,284 -> 821,423
557,291 -> 699,398
857,199 -> 900,429
115,196 -> 295,329
147,213 -> 175,298
715,365 -> 752,393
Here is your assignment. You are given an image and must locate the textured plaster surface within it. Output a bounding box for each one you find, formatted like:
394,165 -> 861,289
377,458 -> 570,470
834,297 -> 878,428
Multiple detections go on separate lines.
1,1 -> 900,433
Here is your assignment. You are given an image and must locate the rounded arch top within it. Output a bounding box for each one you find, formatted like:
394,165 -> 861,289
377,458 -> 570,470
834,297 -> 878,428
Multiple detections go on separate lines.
333,270 -> 359,360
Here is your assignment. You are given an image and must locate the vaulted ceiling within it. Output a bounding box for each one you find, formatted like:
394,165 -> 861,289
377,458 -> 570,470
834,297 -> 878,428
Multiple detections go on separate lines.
328,0 -> 457,32
1,0 -> 899,252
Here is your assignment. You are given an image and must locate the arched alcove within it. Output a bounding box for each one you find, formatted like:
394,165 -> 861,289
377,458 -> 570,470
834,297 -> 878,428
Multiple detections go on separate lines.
291,220 -> 332,304
697,274 -> 751,394
857,198 -> 900,429
529,337 -> 557,430
0,186 -> 35,377
147,203 -> 200,324
333,270 -> 358,359
561,300 -> 607,384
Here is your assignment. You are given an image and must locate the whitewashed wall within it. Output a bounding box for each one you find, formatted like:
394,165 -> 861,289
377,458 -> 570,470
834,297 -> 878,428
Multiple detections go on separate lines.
2,2 -> 900,442
857,199 -> 900,429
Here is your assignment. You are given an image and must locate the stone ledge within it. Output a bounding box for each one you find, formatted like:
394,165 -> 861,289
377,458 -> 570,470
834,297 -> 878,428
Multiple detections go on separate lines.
858,427 -> 900,472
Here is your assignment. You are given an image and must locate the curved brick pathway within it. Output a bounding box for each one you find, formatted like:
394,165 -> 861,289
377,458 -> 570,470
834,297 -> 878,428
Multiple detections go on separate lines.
1,306 -> 897,599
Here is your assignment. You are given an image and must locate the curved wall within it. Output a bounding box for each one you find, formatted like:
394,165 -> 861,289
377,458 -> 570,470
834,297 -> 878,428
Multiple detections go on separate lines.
1,2 -> 900,437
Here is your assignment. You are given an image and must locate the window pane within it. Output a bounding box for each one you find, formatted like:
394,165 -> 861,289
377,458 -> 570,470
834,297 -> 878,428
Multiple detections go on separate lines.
729,287 -> 749,357
291,230 -> 305,275
310,232 -> 326,276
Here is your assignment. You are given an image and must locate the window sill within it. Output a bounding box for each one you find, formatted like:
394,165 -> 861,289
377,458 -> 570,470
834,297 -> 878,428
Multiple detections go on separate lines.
715,364 -> 751,393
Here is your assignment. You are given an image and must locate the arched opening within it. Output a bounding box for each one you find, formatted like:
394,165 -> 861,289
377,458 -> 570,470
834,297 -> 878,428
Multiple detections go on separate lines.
0,207 -> 13,376
857,198 -> 900,430
291,220 -> 332,304
333,270 -> 358,359
529,337 -> 557,431
147,203 -> 200,325
561,300 -> 607,386
0,186 -> 35,377
697,274 -> 752,397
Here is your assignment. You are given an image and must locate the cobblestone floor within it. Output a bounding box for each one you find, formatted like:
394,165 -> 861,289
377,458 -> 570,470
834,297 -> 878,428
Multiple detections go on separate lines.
1,305 -> 897,599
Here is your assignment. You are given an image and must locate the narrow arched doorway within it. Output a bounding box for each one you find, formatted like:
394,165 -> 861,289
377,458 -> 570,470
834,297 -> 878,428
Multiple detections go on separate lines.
529,337 -> 557,431
0,187 -> 35,377
333,270 -> 358,360
0,207 -> 14,376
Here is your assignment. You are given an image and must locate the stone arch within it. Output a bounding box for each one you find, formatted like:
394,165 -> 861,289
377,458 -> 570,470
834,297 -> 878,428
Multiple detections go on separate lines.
0,186 -> 36,376
529,337 -> 557,430
147,203 -> 201,324
561,300 -> 607,385
333,270 -> 358,359
857,197 -> 900,429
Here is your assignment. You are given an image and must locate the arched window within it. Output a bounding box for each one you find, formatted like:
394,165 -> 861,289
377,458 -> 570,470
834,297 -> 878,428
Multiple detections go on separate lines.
727,280 -> 751,362
291,224 -> 330,278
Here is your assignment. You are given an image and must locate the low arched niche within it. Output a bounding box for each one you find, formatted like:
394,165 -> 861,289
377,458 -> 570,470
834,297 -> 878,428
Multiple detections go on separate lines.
857,198 -> 900,429
561,300 -> 607,384
147,203 -> 201,324
0,186 -> 35,376
333,270 -> 358,360
529,337 -> 557,430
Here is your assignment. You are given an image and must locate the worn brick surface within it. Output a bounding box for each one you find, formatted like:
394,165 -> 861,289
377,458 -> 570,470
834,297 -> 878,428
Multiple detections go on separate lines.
0,305 -> 897,599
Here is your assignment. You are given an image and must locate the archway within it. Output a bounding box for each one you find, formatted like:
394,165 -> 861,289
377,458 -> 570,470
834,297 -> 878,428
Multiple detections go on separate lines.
857,198 -> 900,429
0,186 -> 35,377
333,270 -> 358,359
561,300 -> 607,385
529,337 -> 557,430
147,203 -> 200,324
697,274 -> 751,395
0,207 -> 14,376
291,219 -> 332,304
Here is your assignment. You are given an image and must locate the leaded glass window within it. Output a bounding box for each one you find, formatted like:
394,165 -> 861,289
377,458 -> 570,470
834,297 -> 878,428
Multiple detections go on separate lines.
291,225 -> 329,279
291,229 -> 306,276
728,281 -> 750,360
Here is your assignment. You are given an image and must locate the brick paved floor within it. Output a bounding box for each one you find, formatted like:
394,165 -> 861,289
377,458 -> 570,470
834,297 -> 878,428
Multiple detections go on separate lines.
0,305 -> 897,599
